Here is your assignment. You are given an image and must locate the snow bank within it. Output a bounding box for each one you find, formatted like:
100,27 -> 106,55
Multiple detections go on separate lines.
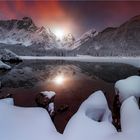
41,91 -> 56,99
0,98 -> 62,140
120,96 -> 140,139
20,56 -> 140,68
115,76 -> 140,102
0,98 -> 14,105
1,91 -> 140,140
0,49 -> 22,62
0,60 -> 11,70
64,90 -> 117,140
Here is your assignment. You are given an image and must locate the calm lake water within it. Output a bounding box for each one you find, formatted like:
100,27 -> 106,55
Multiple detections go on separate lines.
0,60 -> 139,132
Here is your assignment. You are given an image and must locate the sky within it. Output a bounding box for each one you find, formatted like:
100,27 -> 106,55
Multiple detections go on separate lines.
0,1 -> 140,37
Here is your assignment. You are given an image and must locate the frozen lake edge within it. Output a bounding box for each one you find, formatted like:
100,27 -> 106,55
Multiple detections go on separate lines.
20,56 -> 140,68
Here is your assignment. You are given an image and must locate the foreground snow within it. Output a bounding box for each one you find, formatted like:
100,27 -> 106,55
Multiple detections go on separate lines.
0,98 -> 62,140
1,90 -> 140,140
115,76 -> 140,102
20,56 -> 140,68
64,91 -> 116,140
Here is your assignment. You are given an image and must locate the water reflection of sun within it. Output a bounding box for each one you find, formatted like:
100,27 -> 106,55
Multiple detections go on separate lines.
42,65 -> 83,91
53,75 -> 65,85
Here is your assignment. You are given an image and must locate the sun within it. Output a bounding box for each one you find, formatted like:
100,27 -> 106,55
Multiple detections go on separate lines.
53,75 -> 65,85
53,28 -> 65,40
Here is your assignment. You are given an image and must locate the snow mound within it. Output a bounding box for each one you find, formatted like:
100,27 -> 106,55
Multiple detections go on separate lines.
0,60 -> 11,69
120,96 -> 140,139
64,90 -> 116,140
0,49 -> 22,62
0,98 -> 14,105
115,76 -> 140,102
0,98 -> 62,140
41,91 -> 56,99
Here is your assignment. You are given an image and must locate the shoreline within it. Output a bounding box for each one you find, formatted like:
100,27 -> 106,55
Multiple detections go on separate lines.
20,56 -> 140,68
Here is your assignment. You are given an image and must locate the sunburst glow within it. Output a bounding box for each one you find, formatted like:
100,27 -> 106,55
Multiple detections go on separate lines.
53,28 -> 65,40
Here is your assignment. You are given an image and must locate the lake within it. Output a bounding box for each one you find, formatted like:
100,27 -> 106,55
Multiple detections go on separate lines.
0,60 -> 139,133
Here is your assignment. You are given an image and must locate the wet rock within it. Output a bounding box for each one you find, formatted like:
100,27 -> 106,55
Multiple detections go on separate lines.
35,91 -> 56,120
35,91 -> 56,107
57,104 -> 69,113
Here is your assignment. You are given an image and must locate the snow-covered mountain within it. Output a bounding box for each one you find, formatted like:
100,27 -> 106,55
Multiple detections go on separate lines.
73,28 -> 98,49
74,15 -> 140,56
0,17 -> 60,49
61,33 -> 75,49
0,15 -> 140,56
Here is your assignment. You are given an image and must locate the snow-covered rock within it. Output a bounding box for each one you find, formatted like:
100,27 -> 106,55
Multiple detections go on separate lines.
64,90 -> 116,140
0,98 -> 62,140
0,60 -> 11,70
120,96 -> 140,139
48,102 -> 55,116
41,91 -> 56,99
0,49 -> 22,62
36,91 -> 56,117
115,76 -> 140,102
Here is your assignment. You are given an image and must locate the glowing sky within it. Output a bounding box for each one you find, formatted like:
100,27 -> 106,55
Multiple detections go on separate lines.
0,1 -> 140,37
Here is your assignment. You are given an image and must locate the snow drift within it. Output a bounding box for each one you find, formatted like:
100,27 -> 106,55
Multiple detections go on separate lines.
115,76 -> 140,102
0,98 -> 63,140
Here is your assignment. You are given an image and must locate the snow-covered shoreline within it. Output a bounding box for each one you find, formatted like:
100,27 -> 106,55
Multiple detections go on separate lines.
20,56 -> 140,68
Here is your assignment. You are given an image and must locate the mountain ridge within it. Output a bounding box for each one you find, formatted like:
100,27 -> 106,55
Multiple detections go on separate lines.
0,15 -> 140,56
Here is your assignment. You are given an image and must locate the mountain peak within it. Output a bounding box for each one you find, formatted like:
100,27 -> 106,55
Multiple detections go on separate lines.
0,17 -> 37,31
17,17 -> 37,31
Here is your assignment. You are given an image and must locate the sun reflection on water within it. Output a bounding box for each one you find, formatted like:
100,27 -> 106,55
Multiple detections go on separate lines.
53,75 -> 65,85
